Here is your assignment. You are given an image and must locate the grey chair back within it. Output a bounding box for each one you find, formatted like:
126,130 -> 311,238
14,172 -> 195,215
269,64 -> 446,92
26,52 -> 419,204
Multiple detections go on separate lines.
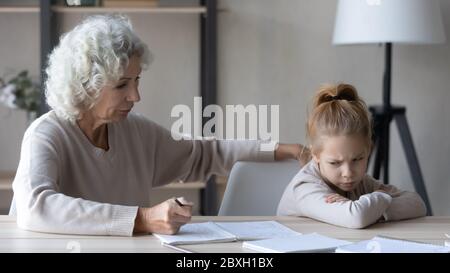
218,160 -> 300,216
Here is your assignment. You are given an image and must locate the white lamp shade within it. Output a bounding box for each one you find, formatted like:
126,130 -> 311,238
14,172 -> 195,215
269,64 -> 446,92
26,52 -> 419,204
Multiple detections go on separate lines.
333,0 -> 446,45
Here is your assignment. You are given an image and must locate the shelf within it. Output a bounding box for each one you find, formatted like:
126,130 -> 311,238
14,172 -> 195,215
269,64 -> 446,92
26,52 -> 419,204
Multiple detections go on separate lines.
0,6 -> 39,13
160,181 -> 205,190
0,171 -> 15,191
52,6 -> 206,14
0,6 -> 206,14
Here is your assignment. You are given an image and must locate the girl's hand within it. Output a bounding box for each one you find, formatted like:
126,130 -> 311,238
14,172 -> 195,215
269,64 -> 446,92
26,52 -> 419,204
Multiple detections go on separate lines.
325,193 -> 349,203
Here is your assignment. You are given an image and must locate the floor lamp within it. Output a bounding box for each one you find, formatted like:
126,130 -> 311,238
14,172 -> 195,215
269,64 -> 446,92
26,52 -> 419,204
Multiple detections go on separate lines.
333,0 -> 446,215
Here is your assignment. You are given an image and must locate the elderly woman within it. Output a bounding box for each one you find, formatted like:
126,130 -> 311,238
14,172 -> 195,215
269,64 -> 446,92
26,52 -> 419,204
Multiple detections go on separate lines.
9,15 -> 309,236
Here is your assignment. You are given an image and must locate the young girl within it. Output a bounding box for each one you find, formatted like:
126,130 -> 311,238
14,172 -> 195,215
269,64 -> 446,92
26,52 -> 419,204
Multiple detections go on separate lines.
277,83 -> 426,228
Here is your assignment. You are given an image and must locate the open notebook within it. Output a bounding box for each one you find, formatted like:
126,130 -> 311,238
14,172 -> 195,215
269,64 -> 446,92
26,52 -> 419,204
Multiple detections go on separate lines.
154,221 -> 300,245
242,233 -> 351,253
335,236 -> 450,253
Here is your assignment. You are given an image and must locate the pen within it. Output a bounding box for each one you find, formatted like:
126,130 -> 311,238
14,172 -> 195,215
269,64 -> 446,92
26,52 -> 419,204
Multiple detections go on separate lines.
162,242 -> 195,253
175,198 -> 192,207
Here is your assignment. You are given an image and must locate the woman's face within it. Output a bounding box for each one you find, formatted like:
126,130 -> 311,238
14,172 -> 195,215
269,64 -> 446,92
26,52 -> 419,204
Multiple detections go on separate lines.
312,134 -> 370,192
88,54 -> 142,123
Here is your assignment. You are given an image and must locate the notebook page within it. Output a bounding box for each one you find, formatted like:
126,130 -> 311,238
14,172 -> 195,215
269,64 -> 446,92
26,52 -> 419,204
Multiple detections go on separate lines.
242,233 -> 352,253
154,222 -> 236,245
215,221 -> 301,240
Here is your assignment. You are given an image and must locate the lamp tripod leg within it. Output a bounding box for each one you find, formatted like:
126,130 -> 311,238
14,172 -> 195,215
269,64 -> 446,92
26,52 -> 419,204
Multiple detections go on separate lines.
371,111 -> 386,181
382,113 -> 390,185
372,121 -> 383,180
394,112 -> 433,216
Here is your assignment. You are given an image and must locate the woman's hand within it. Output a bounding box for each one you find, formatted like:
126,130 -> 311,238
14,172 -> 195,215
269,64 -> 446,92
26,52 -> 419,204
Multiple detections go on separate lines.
134,197 -> 193,235
296,144 -> 312,166
375,184 -> 392,196
275,143 -> 311,166
325,193 -> 349,203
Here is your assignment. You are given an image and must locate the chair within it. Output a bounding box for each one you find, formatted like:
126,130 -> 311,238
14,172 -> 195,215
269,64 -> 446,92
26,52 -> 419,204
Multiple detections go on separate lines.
218,160 -> 300,216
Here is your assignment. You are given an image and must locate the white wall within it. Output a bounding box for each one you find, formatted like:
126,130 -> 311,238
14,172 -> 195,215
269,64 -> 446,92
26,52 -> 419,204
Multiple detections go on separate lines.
1,0 -> 450,215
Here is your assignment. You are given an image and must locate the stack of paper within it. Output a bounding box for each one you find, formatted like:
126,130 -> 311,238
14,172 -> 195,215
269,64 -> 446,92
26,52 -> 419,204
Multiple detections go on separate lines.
242,233 -> 352,253
335,236 -> 450,253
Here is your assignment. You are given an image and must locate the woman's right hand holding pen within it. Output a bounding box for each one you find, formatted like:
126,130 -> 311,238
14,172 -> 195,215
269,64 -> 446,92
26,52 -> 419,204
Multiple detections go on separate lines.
134,197 -> 193,235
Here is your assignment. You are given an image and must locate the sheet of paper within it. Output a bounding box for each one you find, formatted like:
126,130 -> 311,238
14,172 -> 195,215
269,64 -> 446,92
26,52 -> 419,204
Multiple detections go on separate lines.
215,220 -> 300,240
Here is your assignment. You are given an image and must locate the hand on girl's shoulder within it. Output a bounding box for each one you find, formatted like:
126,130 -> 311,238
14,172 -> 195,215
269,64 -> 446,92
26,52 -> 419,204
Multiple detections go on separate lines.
325,193 -> 349,203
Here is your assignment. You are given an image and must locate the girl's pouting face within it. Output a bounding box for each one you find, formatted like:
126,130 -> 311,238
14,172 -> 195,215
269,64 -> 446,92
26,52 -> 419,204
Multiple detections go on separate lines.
312,134 -> 370,193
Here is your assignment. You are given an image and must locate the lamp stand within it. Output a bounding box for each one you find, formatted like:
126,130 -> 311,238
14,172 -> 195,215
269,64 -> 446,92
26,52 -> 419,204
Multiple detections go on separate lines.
369,43 -> 432,215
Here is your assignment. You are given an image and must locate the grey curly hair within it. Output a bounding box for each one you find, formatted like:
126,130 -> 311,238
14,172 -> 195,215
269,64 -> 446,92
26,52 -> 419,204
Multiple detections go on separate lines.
45,14 -> 152,122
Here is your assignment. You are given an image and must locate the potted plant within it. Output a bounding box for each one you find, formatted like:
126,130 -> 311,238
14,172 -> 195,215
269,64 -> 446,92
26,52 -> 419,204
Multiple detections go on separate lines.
0,70 -> 41,125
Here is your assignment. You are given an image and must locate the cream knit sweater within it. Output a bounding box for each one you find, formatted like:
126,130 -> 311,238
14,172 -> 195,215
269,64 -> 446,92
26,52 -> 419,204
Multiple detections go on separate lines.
10,111 -> 274,236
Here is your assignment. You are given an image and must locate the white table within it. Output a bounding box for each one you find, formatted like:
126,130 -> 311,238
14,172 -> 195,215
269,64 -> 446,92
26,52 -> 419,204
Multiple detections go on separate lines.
1,216 -> 449,253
